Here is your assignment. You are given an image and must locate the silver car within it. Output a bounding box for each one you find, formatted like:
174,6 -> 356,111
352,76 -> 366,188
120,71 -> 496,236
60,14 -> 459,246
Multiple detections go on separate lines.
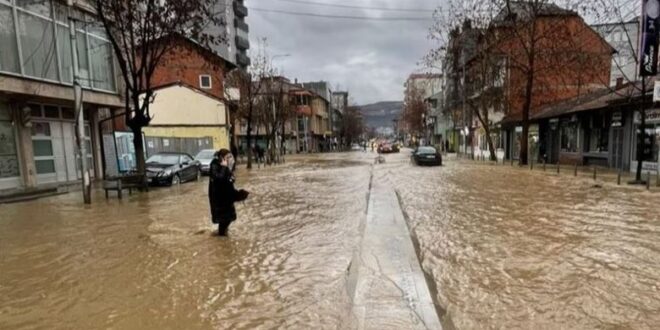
195,149 -> 216,174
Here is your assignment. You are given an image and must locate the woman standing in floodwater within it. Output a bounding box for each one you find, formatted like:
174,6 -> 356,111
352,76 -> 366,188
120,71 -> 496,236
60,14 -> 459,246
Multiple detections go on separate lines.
208,149 -> 249,236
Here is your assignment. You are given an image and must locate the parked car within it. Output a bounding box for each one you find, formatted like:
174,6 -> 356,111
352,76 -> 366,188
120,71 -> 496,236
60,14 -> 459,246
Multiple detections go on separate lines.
412,146 -> 442,166
351,143 -> 362,151
378,143 -> 395,154
145,152 -> 201,185
195,149 -> 216,175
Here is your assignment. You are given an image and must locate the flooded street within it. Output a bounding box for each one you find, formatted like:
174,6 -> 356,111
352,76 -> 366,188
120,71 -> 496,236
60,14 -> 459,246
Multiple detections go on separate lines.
1,151 -> 660,329
0,155 -> 373,329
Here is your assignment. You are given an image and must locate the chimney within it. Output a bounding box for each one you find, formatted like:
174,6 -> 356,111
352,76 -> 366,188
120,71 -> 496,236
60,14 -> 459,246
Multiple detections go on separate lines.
615,77 -> 624,90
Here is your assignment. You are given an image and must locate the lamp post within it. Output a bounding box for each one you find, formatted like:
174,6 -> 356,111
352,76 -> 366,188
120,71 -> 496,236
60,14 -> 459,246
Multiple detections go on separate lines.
270,54 -> 290,163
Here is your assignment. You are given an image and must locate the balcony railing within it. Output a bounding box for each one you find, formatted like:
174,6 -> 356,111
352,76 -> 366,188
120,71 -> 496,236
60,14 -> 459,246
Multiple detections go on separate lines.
235,35 -> 250,50
233,1 -> 248,18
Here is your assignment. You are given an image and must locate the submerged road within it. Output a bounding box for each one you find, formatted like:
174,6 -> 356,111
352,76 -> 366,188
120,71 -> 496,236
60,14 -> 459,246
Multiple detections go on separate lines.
1,151 -> 659,329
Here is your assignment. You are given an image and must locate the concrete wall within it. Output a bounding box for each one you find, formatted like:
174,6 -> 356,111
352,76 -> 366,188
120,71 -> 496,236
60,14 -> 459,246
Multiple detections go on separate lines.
143,126 -> 229,151
149,85 -> 227,126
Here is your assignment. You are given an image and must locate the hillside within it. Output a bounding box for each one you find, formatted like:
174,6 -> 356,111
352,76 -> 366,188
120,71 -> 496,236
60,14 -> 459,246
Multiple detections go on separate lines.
359,101 -> 403,129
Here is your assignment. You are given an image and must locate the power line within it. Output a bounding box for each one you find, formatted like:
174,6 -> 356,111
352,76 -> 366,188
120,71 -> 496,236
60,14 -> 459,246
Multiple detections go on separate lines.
258,0 -> 436,13
248,7 -> 433,21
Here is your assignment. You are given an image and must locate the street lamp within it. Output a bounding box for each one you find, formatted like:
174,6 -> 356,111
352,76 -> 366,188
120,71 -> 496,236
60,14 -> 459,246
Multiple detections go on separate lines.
270,54 -> 291,163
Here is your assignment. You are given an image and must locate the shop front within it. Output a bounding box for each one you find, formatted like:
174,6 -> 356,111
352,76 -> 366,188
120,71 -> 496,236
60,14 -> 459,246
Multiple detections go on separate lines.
0,102 -> 21,191
630,108 -> 660,173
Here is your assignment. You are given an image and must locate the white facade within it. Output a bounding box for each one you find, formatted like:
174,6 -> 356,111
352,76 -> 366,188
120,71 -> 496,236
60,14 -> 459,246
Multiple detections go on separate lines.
593,20 -> 640,87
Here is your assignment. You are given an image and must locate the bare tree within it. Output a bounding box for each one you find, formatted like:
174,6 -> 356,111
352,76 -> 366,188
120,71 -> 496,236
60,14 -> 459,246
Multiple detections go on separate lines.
428,0 -> 612,165
341,106 -> 365,146
402,84 -> 427,141
225,38 -> 274,169
94,0 -> 224,178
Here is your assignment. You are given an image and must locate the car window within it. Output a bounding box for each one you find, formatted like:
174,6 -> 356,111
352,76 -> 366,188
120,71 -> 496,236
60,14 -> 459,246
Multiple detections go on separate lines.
146,154 -> 180,165
417,147 -> 436,154
182,155 -> 193,163
195,150 -> 214,160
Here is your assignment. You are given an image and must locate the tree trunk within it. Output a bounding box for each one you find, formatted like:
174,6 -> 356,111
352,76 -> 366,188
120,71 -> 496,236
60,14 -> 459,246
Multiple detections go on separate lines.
246,104 -> 253,170
636,78 -> 647,182
131,125 -> 147,188
520,69 -> 534,166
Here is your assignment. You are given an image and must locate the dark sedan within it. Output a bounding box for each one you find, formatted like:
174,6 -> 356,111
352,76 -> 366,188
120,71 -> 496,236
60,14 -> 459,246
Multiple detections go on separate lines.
145,152 -> 201,186
412,146 -> 442,166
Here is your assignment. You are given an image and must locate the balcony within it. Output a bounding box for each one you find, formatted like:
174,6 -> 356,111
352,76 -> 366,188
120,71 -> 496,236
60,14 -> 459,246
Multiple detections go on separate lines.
235,35 -> 250,51
233,1 -> 248,18
236,52 -> 251,67
234,18 -> 249,33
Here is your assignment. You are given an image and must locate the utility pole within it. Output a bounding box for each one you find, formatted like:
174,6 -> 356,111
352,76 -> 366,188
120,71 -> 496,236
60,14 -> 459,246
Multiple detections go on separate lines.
70,18 -> 91,204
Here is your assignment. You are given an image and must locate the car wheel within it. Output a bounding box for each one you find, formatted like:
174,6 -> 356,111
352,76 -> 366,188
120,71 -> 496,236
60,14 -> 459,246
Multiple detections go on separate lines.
171,174 -> 180,186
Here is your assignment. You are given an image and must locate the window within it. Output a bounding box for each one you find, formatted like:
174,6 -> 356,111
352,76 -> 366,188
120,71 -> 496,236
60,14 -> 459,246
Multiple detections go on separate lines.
89,36 -> 115,91
633,124 -> 660,163
199,75 -> 212,89
17,11 -> 59,80
31,122 -> 55,175
0,5 -> 20,73
560,120 -> 579,153
0,104 -> 19,179
586,114 -> 609,153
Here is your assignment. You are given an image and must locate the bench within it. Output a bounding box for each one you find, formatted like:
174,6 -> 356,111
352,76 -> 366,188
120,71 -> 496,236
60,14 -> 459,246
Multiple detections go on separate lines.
103,174 -> 146,199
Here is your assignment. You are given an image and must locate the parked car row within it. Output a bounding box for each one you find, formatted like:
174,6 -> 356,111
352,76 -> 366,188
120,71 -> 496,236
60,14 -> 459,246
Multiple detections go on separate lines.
145,151 -> 207,186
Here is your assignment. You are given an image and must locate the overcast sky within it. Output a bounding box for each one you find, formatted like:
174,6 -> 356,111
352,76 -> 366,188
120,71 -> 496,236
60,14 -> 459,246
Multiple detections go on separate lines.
245,0 -> 443,105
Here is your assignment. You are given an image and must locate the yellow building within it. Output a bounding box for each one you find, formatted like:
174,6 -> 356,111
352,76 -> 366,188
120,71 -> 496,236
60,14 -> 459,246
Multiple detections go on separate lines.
142,82 -> 230,153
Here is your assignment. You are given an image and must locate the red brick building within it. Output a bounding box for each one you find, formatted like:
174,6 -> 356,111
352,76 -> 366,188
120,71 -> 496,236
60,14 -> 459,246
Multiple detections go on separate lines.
487,3 -> 613,161
150,35 -> 235,100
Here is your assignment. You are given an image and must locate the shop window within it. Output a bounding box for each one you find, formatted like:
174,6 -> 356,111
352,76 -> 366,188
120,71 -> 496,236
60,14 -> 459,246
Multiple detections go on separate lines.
0,118 -> 20,179
560,121 -> 578,152
29,104 -> 42,117
31,122 -> 51,136
633,125 -> 660,163
587,114 -> 609,152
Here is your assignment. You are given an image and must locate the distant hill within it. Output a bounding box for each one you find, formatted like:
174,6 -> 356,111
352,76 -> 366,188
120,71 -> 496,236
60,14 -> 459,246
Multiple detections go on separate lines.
359,101 -> 403,129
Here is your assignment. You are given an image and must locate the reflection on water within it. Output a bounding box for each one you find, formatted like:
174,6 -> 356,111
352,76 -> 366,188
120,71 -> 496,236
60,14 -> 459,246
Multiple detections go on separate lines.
2,151 -> 659,329
384,153 -> 660,330
0,154 -> 372,329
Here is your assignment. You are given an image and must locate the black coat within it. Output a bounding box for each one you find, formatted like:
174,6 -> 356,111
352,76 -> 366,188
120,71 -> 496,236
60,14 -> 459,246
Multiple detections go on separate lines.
208,159 -> 246,224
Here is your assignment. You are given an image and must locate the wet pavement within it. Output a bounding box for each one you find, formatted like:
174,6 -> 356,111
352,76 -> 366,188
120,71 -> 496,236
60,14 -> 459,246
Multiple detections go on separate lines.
1,151 -> 660,329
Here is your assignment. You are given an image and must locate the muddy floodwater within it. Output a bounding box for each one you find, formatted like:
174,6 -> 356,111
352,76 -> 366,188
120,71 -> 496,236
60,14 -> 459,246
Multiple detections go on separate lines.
1,151 -> 660,329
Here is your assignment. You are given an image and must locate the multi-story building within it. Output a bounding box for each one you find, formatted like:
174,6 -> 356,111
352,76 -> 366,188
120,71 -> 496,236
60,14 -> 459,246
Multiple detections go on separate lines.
331,91 -> 348,147
403,73 -> 443,145
206,0 -> 250,69
592,19 -> 639,88
144,35 -> 235,155
303,81 -> 333,151
0,0 -> 122,195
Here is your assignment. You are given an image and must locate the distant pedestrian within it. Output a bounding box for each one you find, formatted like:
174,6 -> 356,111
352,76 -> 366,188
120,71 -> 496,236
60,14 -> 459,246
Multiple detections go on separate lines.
208,149 -> 249,236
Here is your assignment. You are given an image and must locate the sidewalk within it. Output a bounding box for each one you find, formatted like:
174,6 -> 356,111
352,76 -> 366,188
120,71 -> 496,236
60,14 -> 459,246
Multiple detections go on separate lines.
348,172 -> 442,330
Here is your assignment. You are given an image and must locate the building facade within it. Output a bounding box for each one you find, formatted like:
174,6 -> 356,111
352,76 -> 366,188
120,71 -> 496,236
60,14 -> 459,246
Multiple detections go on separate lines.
206,0 -> 250,69
0,0 -> 122,194
592,20 -> 639,88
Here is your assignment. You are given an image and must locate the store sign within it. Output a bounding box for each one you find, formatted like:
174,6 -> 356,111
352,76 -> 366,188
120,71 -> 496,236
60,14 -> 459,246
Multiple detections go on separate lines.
634,108 -> 660,123
640,0 -> 660,76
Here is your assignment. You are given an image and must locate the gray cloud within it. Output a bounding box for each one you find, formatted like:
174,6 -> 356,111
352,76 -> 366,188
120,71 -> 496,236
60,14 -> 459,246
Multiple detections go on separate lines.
246,0 -> 442,105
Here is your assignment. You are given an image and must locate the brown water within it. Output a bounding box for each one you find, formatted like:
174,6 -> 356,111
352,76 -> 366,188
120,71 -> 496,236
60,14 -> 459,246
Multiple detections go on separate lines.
2,151 -> 660,329
381,152 -> 660,329
0,155 -> 373,329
